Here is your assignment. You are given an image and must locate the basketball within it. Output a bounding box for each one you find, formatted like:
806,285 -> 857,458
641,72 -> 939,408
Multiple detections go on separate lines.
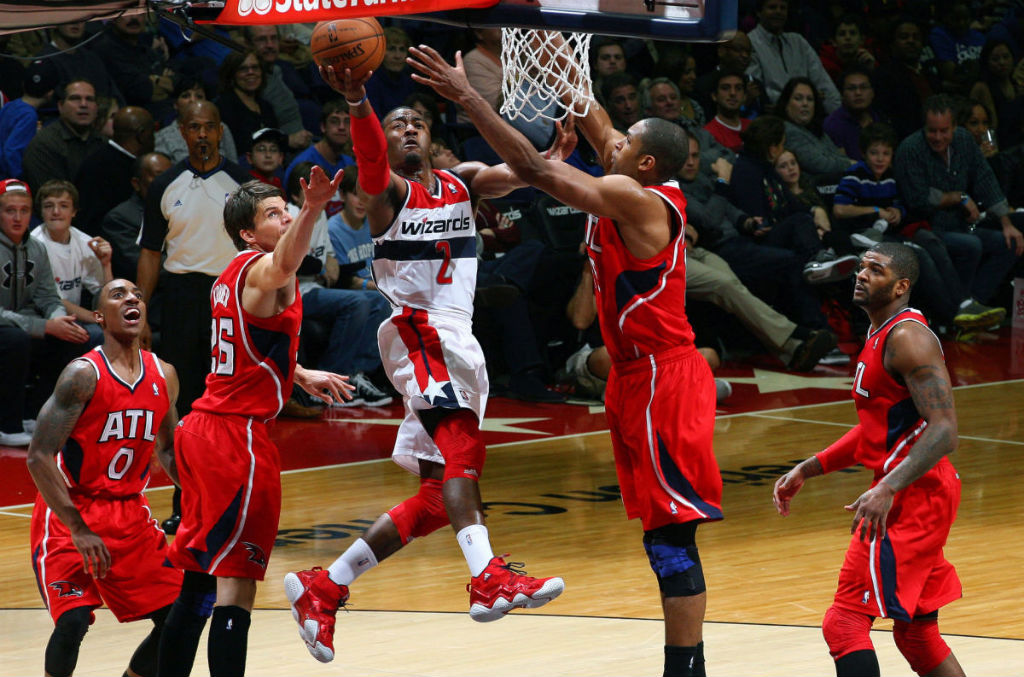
310,18 -> 386,81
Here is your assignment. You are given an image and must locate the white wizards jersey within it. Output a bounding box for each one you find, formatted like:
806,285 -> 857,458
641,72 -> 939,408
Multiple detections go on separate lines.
372,169 -> 477,322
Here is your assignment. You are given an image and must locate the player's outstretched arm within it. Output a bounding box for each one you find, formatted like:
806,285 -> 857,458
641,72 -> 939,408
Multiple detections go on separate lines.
247,165 -> 344,293
846,322 -> 958,542
458,119 -> 579,199
774,423 -> 863,516
407,45 -> 653,227
293,364 -> 356,406
531,30 -> 624,168
155,359 -> 181,487
26,360 -> 112,579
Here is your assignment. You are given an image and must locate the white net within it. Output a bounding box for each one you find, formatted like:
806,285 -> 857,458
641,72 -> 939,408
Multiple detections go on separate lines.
499,28 -> 595,122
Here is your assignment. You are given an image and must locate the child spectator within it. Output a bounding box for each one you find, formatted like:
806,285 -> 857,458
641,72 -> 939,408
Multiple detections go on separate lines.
247,127 -> 286,189
832,122 -> 906,246
833,122 -> 1005,330
327,165 -> 375,291
29,180 -> 112,346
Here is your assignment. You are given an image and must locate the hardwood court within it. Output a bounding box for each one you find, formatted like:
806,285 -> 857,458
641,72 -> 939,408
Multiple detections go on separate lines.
1,358 -> 1022,674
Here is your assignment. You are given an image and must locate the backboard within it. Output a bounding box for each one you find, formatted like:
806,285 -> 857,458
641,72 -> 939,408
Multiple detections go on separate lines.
411,0 -> 737,42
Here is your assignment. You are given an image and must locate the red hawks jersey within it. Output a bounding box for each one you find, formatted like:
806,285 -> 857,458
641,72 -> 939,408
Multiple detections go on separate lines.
191,250 -> 302,422
56,347 -> 169,498
584,180 -> 695,363
372,169 -> 476,323
851,307 -> 955,479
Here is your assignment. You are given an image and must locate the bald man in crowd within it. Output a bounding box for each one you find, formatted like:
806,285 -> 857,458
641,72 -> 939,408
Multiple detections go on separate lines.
75,105 -> 156,235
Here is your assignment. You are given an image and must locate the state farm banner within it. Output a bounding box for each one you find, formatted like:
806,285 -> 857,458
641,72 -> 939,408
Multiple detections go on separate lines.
212,0 -> 500,25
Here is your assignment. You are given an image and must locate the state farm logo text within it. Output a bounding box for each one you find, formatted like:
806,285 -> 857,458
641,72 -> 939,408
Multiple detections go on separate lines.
236,0 -> 413,17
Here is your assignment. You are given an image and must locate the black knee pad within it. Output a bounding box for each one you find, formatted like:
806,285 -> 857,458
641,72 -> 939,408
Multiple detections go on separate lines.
643,523 -> 706,597
180,570 -> 217,618
46,606 -> 94,677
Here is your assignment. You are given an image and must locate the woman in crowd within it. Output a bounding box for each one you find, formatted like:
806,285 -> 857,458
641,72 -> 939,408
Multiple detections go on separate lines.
969,39 -> 1024,149
958,97 -> 1024,207
728,115 -> 857,286
215,49 -> 279,157
776,76 -> 856,183
772,147 -> 852,253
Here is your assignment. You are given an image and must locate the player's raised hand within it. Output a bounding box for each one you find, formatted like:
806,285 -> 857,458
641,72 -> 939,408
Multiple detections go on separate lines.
407,45 -> 469,102
319,64 -> 373,101
845,480 -> 896,542
70,525 -> 112,578
546,117 -> 578,162
300,164 -> 344,207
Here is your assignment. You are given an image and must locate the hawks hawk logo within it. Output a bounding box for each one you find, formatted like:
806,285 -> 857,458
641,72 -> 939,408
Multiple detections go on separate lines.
242,542 -> 267,568
49,581 -> 84,598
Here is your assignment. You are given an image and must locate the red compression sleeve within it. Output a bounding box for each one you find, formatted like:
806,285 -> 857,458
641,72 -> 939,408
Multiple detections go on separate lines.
816,425 -> 863,474
350,110 -> 390,195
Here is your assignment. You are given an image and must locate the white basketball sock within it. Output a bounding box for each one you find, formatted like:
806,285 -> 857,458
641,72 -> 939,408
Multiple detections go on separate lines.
457,524 -> 494,577
327,537 -> 378,586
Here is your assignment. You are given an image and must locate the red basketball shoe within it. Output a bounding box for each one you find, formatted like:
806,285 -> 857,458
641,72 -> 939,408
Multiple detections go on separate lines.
467,556 -> 564,622
283,567 -> 349,663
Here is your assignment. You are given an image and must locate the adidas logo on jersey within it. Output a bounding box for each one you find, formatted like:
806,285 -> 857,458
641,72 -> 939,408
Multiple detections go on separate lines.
174,200 -> 183,207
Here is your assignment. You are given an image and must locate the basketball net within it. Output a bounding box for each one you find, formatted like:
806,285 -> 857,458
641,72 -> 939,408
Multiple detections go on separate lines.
500,28 -> 594,122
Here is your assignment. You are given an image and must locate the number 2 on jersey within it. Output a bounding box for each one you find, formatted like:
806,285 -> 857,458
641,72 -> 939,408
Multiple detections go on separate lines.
435,240 -> 453,285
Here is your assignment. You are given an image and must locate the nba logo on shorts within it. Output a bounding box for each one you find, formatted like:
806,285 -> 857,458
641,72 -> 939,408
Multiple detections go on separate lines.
861,590 -> 871,605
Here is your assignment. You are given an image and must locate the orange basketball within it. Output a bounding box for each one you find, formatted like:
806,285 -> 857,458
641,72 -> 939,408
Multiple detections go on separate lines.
310,18 -> 386,81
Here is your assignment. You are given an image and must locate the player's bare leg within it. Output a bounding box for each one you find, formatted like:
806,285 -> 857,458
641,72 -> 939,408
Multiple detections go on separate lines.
664,592 -> 706,645
928,653 -> 966,677
663,593 -> 707,677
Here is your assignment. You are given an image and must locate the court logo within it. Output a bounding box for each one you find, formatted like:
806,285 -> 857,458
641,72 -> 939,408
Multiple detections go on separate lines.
49,581 -> 84,598
243,542 -> 267,568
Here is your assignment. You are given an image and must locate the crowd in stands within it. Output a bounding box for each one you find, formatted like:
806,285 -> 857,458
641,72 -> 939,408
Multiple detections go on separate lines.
2,0 -> 1024,448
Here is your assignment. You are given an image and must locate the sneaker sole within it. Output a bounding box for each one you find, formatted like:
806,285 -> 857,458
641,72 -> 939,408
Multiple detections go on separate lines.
804,256 -> 860,285
788,331 -> 837,372
953,308 -> 1006,329
283,573 -> 335,664
469,577 -> 565,622
850,233 -> 881,249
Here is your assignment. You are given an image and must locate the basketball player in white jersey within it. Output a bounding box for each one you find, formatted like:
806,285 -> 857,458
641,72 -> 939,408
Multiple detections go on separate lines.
283,67 -> 572,663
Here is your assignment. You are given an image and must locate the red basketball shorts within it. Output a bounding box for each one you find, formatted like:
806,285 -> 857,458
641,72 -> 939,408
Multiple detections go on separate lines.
166,412 -> 281,580
30,492 -> 182,623
834,460 -> 962,621
605,345 -> 722,531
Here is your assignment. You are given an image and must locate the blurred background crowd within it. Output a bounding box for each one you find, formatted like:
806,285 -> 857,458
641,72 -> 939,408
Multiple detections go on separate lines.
2,0 -> 1023,449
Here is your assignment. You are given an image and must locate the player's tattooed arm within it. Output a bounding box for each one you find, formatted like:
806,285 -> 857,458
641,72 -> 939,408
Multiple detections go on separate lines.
155,360 -> 181,486
880,322 -> 959,493
26,360 -> 112,577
